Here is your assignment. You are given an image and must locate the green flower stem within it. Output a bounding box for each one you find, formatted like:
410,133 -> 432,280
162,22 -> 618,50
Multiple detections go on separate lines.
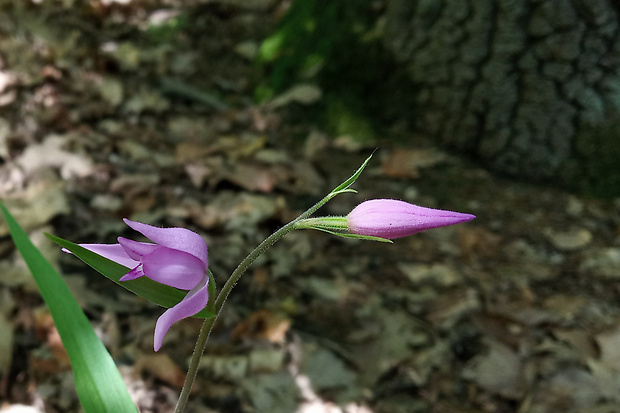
175,198 -> 325,412
174,316 -> 215,413
174,269 -> 216,413
175,154 -> 373,412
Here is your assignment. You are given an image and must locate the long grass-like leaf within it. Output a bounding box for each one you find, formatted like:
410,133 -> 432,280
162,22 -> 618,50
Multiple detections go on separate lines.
0,203 -> 137,413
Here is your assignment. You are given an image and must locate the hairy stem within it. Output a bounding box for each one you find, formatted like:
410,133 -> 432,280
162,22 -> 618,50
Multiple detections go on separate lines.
174,154 -> 372,411
174,199 -> 322,411
174,316 -> 215,413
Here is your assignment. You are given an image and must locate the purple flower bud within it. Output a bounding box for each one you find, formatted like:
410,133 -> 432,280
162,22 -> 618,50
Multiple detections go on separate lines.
347,199 -> 475,239
71,219 -> 209,351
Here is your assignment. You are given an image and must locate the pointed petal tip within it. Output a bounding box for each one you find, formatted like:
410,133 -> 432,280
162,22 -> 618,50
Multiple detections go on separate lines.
461,214 -> 477,222
152,277 -> 209,352
119,266 -> 144,281
456,212 -> 476,222
118,237 -> 159,261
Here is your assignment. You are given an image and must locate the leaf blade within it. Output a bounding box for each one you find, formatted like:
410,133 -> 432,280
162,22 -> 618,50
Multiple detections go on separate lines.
0,203 -> 137,413
331,152 -> 374,194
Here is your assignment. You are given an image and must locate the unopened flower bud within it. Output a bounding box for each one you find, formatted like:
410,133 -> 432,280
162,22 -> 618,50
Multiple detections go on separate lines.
347,199 -> 475,239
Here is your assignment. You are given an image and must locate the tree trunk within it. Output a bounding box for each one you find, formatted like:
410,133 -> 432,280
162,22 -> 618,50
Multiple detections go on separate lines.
384,0 -> 620,196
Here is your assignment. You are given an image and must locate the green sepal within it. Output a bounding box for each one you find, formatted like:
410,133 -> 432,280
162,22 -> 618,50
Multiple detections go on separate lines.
295,215 -> 392,243
206,268 -> 216,313
46,234 -> 215,319
295,216 -> 349,231
305,226 -> 392,243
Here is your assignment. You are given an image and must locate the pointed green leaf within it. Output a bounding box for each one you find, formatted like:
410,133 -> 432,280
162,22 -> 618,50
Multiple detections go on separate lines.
0,203 -> 137,413
46,233 -> 214,319
331,152 -> 374,194
296,154 -> 374,220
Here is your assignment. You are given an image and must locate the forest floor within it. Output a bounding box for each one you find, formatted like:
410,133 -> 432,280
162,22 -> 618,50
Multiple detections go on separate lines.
2,2 -> 620,413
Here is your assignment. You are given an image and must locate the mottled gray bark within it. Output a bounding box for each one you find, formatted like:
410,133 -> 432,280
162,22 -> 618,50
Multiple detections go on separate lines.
384,0 -> 620,196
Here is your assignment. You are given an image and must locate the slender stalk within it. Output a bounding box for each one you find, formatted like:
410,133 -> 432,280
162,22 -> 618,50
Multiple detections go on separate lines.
174,154 -> 373,411
174,204 -> 315,412
213,191 -> 341,314
174,317 -> 215,413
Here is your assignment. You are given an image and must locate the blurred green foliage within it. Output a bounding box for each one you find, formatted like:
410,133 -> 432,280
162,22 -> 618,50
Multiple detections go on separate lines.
256,0 -> 416,142
145,12 -> 189,44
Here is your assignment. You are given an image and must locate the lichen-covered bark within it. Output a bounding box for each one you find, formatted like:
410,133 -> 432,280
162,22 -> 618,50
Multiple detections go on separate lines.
384,0 -> 620,196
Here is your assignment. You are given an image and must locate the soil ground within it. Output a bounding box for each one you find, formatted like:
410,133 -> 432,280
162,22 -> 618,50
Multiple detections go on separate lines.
1,2 -> 620,413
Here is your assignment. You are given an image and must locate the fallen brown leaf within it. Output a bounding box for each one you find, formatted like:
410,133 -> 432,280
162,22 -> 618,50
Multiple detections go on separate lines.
133,354 -> 186,388
231,310 -> 291,343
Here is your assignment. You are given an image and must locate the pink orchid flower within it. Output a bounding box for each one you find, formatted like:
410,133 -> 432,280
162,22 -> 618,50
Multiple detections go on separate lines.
348,199 -> 476,239
74,219 -> 209,351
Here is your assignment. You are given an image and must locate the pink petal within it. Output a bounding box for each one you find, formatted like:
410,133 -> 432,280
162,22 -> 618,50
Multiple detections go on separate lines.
141,247 -> 206,290
118,237 -> 159,261
119,265 -> 145,281
123,219 -> 208,267
68,243 -> 139,269
153,275 -> 209,351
